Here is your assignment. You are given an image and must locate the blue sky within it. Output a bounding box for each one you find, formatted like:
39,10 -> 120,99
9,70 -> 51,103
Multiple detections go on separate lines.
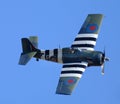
0,0 -> 120,104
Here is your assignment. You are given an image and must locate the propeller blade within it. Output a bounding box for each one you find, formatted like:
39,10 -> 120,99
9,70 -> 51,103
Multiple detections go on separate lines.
101,64 -> 105,75
103,46 -> 105,56
101,47 -> 109,75
105,57 -> 110,61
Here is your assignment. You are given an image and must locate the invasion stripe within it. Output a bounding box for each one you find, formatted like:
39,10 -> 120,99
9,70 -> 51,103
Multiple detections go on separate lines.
49,50 -> 54,57
72,41 -> 96,46
58,49 -> 63,63
45,50 -> 49,59
63,64 -> 86,68
60,73 -> 82,78
62,67 -> 85,72
61,70 -> 83,74
54,49 -> 58,62
54,49 -> 58,55
74,37 -> 97,41
78,47 -> 94,51
76,34 -> 98,38
71,44 -> 94,48
63,62 -> 88,66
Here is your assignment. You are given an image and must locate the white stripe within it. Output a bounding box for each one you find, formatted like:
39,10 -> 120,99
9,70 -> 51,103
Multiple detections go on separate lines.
41,50 -> 45,59
72,41 -> 96,46
76,34 -> 98,38
81,62 -> 88,66
60,73 -> 82,78
62,67 -> 85,72
63,62 -> 88,66
63,63 -> 82,65
49,50 -> 54,57
78,47 -> 94,51
58,49 -> 63,63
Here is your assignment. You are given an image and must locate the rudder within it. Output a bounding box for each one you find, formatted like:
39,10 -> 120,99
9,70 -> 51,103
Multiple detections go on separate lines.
18,37 -> 37,65
21,38 -> 36,53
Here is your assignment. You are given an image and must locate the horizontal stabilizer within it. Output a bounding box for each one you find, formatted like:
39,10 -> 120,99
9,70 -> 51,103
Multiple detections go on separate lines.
19,52 -> 37,65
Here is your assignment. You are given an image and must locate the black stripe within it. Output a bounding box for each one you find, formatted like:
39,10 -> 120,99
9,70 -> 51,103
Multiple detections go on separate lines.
54,49 -> 58,62
45,50 -> 49,59
71,44 -> 94,48
74,37 -> 96,41
61,70 -> 83,74
63,64 -> 86,68
54,49 -> 58,55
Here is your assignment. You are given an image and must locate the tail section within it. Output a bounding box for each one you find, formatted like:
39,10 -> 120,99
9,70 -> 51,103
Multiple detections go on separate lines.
29,36 -> 38,49
19,36 -> 38,65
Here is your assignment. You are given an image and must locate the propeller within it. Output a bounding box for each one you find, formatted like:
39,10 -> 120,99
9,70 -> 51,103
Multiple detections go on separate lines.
101,48 -> 109,75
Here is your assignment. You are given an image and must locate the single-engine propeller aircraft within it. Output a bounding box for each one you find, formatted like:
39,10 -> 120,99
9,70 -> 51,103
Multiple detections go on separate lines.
19,14 -> 109,95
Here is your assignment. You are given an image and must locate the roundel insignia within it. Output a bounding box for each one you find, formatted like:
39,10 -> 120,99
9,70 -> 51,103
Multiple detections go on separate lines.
64,77 -> 77,85
68,79 -> 74,84
86,24 -> 98,33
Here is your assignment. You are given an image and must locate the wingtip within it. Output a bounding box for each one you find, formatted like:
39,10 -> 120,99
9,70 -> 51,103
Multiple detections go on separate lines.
56,92 -> 71,95
88,14 -> 104,16
101,73 -> 104,75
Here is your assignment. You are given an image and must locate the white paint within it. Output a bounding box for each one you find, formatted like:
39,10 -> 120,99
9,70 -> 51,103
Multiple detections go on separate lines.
41,50 -> 45,60
61,62 -> 88,77
78,47 -> 94,51
62,67 -> 86,72
72,34 -> 98,50
49,50 -> 54,57
76,33 -> 98,38
60,73 -> 82,78
72,40 -> 96,46
58,49 -> 63,63
63,62 -> 88,66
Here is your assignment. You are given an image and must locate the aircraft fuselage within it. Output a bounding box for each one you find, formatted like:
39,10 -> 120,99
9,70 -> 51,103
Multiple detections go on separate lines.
34,47 -> 103,67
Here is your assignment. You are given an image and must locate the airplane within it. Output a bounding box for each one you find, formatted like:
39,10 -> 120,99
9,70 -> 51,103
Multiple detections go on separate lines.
18,14 -> 109,95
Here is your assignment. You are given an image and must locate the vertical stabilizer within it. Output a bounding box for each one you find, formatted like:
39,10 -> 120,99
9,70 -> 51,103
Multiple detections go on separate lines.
29,36 -> 38,49
19,38 -> 37,65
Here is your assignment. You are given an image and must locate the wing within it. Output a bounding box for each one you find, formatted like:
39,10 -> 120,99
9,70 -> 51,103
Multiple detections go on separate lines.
56,62 -> 88,95
71,14 -> 104,51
